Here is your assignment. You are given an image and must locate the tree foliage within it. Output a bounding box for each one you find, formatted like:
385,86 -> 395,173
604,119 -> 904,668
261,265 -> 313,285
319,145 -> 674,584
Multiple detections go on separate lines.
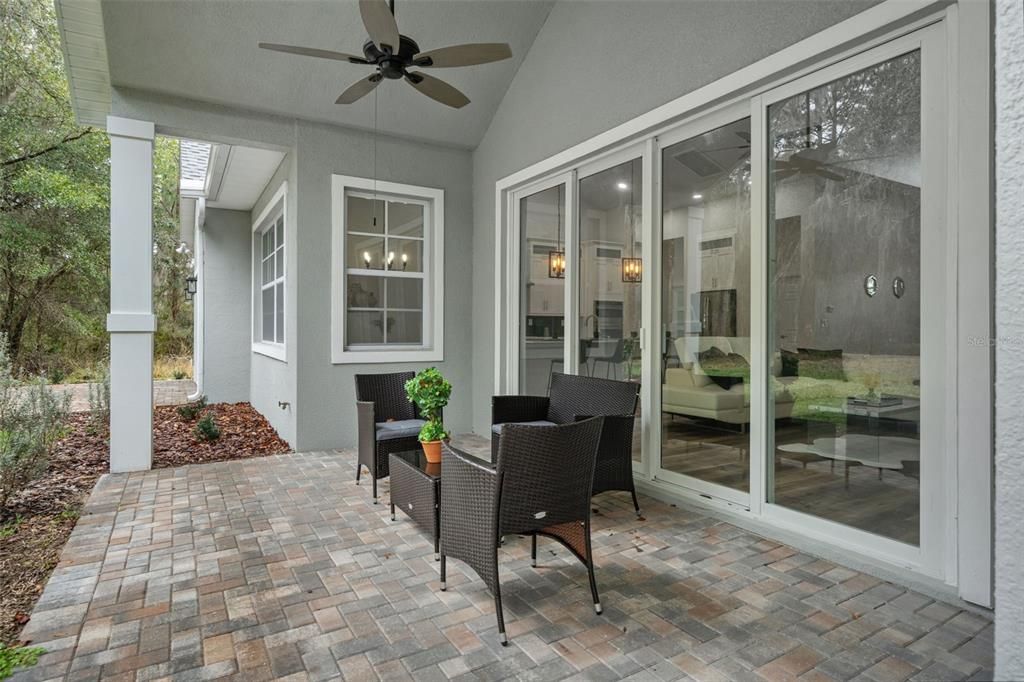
0,0 -> 190,376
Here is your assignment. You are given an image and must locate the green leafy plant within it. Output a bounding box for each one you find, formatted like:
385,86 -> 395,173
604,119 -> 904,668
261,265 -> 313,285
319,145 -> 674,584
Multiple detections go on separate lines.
0,644 -> 45,680
404,367 -> 451,443
177,396 -> 208,421
0,335 -> 70,510
194,413 -> 220,441
172,370 -> 187,380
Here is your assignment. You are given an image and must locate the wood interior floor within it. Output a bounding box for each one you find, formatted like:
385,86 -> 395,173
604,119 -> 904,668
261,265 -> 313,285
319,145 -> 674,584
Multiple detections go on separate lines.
656,414 -> 920,546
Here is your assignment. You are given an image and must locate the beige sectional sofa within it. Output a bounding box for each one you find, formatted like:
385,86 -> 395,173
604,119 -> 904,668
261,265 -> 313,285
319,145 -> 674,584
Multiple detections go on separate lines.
662,336 -> 795,425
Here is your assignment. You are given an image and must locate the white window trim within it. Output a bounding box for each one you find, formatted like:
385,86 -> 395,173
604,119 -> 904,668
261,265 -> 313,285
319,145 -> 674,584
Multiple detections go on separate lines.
251,182 -> 287,362
331,175 -> 444,364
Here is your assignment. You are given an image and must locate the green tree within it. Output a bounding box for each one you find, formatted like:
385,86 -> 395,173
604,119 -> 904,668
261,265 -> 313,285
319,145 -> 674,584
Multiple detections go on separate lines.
0,0 -> 190,375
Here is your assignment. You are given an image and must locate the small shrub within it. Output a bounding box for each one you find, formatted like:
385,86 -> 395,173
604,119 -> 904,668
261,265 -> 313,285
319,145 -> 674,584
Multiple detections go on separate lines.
0,644 -> 46,680
86,368 -> 110,432
172,370 -> 187,380
0,335 -> 69,510
194,413 -> 220,441
177,396 -> 207,421
47,367 -> 65,385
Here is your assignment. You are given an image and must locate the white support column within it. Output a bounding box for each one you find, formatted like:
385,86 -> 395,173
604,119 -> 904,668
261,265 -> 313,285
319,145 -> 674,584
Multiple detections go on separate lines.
106,116 -> 155,473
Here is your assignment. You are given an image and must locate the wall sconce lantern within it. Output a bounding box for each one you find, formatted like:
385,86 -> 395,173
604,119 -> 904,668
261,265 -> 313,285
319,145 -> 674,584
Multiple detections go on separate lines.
621,257 -> 642,283
185,274 -> 198,302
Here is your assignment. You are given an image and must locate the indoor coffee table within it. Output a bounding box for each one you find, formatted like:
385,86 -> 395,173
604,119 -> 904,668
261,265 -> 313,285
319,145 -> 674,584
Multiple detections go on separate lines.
389,449 -> 442,560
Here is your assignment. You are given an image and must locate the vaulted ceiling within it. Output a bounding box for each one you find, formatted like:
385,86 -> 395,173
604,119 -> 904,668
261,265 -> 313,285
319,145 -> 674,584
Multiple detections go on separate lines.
79,0 -> 554,148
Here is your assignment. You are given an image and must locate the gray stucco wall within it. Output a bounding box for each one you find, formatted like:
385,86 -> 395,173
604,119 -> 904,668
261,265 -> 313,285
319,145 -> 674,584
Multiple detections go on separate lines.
292,122 -> 474,451
995,0 -> 1024,678
469,0 -> 881,434
199,208 -> 251,403
250,153 -> 299,446
112,89 -> 474,452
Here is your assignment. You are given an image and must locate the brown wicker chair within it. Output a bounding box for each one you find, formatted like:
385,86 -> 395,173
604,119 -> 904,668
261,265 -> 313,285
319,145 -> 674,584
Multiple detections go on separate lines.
439,418 -> 604,646
355,371 -> 435,504
491,373 -> 641,515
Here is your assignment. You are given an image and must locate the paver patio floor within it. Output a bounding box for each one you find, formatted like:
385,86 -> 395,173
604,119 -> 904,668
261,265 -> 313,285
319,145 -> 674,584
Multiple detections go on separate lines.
13,448 -> 993,681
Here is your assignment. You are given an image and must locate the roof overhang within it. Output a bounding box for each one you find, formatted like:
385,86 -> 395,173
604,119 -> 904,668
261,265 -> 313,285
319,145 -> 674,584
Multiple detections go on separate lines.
55,0 -> 112,128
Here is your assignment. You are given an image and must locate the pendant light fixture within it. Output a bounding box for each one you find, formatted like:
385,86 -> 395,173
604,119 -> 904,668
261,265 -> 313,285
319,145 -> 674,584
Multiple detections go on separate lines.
621,161 -> 642,283
548,185 -> 566,279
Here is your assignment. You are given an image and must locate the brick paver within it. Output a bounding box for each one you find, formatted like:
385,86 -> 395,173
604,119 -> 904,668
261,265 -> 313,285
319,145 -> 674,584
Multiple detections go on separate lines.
52,379 -> 196,413
11,448 -> 993,681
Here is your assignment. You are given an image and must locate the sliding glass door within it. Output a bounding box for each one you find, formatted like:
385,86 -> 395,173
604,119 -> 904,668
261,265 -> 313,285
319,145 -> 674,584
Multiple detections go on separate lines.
503,24 -> 948,578
764,44 -> 943,553
578,154 -> 643,462
656,107 -> 752,504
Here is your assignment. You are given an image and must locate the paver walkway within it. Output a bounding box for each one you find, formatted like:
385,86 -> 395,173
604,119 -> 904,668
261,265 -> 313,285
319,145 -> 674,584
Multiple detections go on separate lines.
52,380 -> 196,413
13,449 -> 993,681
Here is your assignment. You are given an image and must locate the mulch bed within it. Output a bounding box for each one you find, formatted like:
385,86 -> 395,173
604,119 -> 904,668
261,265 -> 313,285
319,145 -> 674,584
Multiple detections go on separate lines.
0,402 -> 290,646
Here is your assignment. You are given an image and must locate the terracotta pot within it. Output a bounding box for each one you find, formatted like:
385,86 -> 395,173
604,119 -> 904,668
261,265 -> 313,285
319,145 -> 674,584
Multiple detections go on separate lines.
421,439 -> 442,464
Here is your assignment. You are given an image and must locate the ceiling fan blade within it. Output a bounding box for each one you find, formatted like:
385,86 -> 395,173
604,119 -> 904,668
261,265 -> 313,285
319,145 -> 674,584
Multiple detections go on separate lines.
414,43 -> 513,68
259,43 -> 368,64
336,74 -> 382,104
405,72 -> 470,108
359,0 -> 400,52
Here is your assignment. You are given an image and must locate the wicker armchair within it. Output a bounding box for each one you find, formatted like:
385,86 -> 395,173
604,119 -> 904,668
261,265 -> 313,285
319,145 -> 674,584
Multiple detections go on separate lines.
440,418 -> 604,645
355,371 -> 434,504
491,373 -> 641,515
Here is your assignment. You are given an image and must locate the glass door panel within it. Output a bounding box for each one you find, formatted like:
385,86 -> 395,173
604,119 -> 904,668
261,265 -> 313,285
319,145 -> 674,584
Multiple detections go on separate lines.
579,158 -> 643,461
659,119 -> 753,491
767,51 -> 922,545
519,185 -> 566,395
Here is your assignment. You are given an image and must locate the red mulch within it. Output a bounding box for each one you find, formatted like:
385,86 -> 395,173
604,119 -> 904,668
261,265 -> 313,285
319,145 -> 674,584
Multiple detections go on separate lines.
0,402 -> 289,645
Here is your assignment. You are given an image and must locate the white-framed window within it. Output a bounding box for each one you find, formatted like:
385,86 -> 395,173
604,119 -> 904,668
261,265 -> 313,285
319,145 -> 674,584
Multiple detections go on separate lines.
331,175 -> 444,363
252,182 -> 287,361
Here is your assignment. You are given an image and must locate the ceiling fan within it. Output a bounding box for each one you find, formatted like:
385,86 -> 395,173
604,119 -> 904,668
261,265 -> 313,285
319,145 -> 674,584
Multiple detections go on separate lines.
258,0 -> 512,109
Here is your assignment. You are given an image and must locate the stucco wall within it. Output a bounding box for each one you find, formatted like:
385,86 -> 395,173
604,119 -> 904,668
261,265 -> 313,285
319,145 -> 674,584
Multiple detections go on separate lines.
995,0 -> 1024,677
112,89 -> 474,451
292,122 -> 474,451
199,208 -> 251,403
250,154 -> 299,446
469,0 -> 882,434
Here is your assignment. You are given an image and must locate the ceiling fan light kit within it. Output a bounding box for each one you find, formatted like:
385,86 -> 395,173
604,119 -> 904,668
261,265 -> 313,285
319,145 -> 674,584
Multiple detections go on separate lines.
259,0 -> 512,108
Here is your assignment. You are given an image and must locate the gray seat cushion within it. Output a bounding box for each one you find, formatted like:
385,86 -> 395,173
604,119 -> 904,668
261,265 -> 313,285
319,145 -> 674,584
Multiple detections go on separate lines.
376,419 -> 425,441
491,420 -> 557,435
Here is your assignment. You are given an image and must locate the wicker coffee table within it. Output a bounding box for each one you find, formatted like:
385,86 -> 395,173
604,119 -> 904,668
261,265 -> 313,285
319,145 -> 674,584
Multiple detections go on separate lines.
389,449 -> 442,560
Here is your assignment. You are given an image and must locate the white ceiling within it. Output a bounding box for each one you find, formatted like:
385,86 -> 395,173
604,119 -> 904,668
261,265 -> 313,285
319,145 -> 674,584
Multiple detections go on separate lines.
100,0 -> 554,148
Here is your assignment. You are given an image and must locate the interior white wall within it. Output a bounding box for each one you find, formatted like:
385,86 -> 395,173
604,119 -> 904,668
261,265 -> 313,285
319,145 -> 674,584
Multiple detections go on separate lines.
292,121 -> 474,451
469,0 -> 882,435
198,208 -> 252,403
995,0 -> 1024,677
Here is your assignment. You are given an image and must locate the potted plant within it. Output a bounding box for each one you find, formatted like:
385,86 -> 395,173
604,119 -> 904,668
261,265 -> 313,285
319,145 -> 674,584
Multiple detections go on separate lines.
404,367 -> 452,464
